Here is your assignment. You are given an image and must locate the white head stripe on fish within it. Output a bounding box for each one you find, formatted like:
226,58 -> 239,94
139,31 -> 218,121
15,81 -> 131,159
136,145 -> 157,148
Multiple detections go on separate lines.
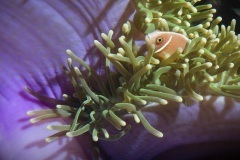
154,36 -> 172,53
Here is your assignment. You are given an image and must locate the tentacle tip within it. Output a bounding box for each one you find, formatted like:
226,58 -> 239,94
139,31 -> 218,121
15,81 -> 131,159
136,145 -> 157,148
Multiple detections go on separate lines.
45,137 -> 56,143
66,132 -> 74,137
157,133 -> 163,138
46,125 -> 52,130
177,97 -> 183,102
26,111 -> 32,116
212,9 -> 216,13
100,32 -> 105,37
146,64 -> 152,69
56,105 -> 61,109
202,37 -> 207,43
145,17 -> 151,23
94,40 -> 100,46
206,62 -> 213,67
121,121 -> 127,126
182,64 -> 187,68
209,77 -> 214,82
93,136 -> 98,142
109,30 -> 114,34
24,86 -> 31,93
142,100 -> 147,105
160,100 -> 168,105
66,49 -> 72,54
29,118 -> 38,123
198,96 -> 204,101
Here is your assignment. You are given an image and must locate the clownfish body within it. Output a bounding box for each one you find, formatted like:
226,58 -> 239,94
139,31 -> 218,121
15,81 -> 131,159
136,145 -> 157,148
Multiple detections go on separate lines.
145,30 -> 188,60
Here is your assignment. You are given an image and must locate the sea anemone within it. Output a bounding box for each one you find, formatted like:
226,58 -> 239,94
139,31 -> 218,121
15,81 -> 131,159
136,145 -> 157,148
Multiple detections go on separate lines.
27,0 -> 240,142
9,0 -> 240,159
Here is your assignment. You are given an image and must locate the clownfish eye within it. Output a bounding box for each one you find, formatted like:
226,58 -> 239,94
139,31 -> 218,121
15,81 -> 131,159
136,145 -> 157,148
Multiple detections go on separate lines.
156,37 -> 163,44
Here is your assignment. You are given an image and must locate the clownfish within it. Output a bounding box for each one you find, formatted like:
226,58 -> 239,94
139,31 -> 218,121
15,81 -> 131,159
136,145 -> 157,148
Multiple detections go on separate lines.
145,30 -> 188,60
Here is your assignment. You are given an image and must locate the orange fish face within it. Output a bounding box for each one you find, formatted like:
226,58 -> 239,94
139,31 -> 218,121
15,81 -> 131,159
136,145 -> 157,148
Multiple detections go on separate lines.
145,30 -> 188,60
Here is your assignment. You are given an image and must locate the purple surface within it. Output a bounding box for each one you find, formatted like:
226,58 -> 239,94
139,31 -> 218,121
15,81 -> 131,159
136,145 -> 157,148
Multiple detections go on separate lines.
1,1 -> 240,160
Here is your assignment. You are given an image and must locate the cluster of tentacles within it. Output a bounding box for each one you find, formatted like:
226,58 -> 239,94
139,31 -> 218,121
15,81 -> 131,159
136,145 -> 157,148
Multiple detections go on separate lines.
27,0 -> 240,142
133,0 -> 240,100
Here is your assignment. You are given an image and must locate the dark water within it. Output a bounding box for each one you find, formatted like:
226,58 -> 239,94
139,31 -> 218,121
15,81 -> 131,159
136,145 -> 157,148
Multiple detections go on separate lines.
200,0 -> 240,33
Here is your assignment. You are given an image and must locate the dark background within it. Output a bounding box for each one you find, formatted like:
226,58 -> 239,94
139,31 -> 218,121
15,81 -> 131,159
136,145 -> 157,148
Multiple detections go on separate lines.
200,0 -> 240,33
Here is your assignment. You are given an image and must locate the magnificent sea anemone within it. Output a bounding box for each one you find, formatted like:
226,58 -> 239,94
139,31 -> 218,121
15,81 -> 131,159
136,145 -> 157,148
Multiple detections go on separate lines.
1,0 -> 240,160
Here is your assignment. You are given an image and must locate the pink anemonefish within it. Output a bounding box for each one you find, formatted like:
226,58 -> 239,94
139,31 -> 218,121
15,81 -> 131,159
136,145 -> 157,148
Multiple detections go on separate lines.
145,30 -> 189,60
